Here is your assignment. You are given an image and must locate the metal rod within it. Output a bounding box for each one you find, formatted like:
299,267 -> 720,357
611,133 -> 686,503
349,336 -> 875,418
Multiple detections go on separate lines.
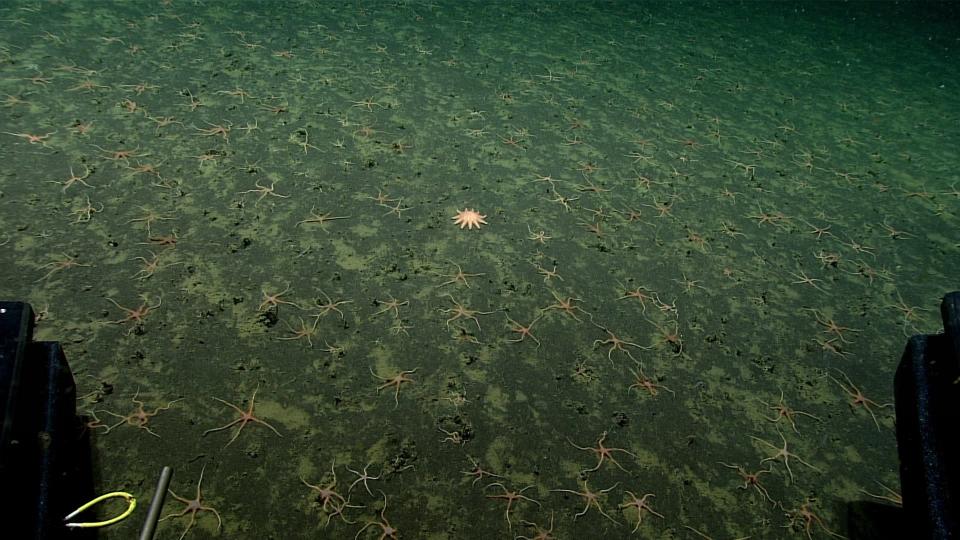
138,466 -> 173,540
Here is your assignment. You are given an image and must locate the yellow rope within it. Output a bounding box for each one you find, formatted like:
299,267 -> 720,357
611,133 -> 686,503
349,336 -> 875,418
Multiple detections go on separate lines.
64,491 -> 136,529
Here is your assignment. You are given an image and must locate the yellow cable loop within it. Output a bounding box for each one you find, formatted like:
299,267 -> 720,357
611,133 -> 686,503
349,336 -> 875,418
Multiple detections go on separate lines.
63,491 -> 137,529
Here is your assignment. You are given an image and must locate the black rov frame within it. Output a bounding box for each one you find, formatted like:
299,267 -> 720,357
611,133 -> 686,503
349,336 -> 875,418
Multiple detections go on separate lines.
0,301 -> 93,539
894,291 -> 959,538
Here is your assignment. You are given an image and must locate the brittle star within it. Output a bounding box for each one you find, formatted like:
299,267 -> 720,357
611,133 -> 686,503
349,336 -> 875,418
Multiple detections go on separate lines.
550,479 -> 620,524
160,464 -> 222,540
345,462 -> 382,496
619,491 -> 664,533
749,428 -> 821,484
485,482 -> 541,530
202,385 -> 282,447
370,367 -> 417,408
568,430 -> 637,473
100,389 -> 182,438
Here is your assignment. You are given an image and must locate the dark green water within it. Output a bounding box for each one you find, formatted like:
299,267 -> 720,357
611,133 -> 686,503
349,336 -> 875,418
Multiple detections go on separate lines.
2,1 -> 957,538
